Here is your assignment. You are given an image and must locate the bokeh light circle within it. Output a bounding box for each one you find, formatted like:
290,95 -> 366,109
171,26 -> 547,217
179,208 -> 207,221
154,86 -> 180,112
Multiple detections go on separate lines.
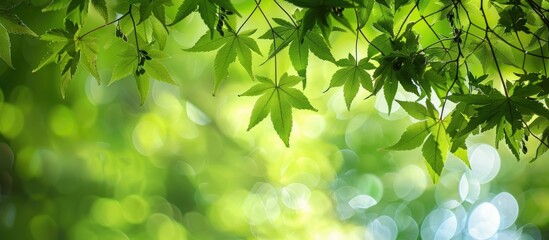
393,165 -> 427,201
469,144 -> 501,184
368,215 -> 398,240
491,192 -> 519,230
467,202 -> 500,239
281,183 -> 311,210
421,208 -> 457,240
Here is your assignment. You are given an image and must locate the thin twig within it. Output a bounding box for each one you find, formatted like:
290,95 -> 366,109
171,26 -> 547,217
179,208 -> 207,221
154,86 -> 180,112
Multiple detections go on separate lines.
78,11 -> 130,40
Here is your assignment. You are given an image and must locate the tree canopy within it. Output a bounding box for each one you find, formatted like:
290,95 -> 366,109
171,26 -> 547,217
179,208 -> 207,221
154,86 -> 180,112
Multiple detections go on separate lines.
0,0 -> 548,182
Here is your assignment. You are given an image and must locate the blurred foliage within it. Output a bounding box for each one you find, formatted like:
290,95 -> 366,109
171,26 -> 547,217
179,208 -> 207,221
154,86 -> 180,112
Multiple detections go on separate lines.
0,0 -> 548,239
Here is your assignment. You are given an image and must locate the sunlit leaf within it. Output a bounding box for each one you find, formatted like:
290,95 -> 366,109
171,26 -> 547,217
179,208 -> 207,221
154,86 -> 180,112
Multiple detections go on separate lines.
0,23 -> 13,68
0,12 -> 37,36
387,121 -> 431,150
240,74 -> 316,146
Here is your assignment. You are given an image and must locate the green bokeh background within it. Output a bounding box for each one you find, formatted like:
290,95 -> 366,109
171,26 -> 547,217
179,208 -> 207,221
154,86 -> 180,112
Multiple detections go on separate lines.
0,1 -> 548,239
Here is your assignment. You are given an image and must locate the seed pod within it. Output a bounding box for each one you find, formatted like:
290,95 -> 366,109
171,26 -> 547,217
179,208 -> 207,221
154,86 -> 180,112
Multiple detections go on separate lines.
122,35 -> 128,42
447,12 -> 454,26
140,68 -> 146,75
522,145 -> 528,154
392,58 -> 403,70
145,55 -> 151,60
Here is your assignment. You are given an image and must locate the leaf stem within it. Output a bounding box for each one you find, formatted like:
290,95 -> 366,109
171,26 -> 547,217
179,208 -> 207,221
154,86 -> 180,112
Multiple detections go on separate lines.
479,0 -> 509,98
236,0 -> 261,34
128,5 -> 141,67
395,4 -> 416,39
274,0 -> 297,27
353,8 -> 360,65
255,0 -> 278,85
358,29 -> 384,56
78,11 -> 130,40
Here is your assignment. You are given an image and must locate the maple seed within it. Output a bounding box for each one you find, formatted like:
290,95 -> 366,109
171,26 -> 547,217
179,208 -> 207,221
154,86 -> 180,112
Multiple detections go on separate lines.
392,58 -> 403,71
331,7 -> 344,17
447,11 -> 454,26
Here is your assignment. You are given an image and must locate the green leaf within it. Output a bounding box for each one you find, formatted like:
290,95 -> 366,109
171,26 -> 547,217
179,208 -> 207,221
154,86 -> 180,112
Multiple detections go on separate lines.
60,71 -> 72,99
146,60 -> 177,85
532,128 -> 548,162
384,75 -> 398,114
279,73 -> 303,87
236,40 -> 253,78
59,52 -> 80,99
396,100 -> 430,120
270,91 -> 293,147
42,0 -> 69,12
504,124 -> 523,160
357,0 -> 374,28
188,31 -> 262,94
151,15 -> 168,50
327,54 -> 375,109
281,88 -> 317,111
0,23 -> 13,68
373,16 -> 393,37
135,72 -> 150,105
422,128 -> 448,182
425,100 -> 440,120
0,12 -> 37,36
213,39 -> 237,94
424,159 -> 440,183
498,6 -> 529,33
78,40 -> 100,83
289,37 -> 309,78
298,8 -> 320,43
211,0 -> 240,16
387,121 -> 431,150
512,98 -> 549,121
91,0 -> 108,22
305,31 -> 335,62
198,0 -> 217,38
343,70 -> 360,110
395,0 -> 412,11
185,31 -> 228,52
147,49 -> 170,60
170,0 -> 198,26
0,0 -> 24,10
452,147 -> 471,168
33,43 -> 65,73
247,89 -> 274,130
242,74 -> 316,146
109,57 -> 136,84
239,84 -> 272,97
40,28 -> 71,42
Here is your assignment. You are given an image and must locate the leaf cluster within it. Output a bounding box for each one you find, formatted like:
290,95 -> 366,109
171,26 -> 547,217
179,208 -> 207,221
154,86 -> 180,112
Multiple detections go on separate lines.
3,0 -> 549,182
